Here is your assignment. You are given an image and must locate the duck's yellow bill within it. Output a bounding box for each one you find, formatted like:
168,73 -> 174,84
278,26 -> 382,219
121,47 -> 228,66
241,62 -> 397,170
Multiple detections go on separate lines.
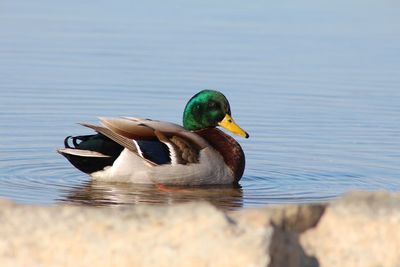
218,114 -> 249,138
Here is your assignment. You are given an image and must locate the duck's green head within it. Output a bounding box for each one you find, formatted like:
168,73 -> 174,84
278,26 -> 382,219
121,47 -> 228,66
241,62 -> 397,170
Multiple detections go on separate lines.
183,90 -> 249,138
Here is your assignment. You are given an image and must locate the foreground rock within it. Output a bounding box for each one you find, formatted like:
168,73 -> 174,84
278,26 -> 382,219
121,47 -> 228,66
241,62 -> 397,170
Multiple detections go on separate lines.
0,192 -> 399,267
0,201 -> 271,267
301,192 -> 400,267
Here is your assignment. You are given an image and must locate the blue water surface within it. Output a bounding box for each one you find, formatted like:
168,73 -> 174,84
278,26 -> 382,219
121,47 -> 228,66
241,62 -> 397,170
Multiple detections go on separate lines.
0,0 -> 399,209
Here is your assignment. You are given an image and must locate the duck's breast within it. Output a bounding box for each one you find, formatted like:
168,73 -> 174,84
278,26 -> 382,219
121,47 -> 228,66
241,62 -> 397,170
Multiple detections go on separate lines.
195,128 -> 245,182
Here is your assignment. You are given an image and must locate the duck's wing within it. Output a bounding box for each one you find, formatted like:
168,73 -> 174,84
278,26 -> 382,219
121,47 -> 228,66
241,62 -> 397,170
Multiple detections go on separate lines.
81,117 -> 209,166
100,117 -> 209,149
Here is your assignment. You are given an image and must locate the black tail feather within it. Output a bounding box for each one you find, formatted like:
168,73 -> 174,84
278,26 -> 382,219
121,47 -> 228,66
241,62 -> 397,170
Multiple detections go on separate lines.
60,134 -> 124,174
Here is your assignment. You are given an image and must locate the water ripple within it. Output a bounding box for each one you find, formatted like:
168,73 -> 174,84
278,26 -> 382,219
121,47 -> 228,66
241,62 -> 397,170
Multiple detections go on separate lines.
1,0 -> 400,209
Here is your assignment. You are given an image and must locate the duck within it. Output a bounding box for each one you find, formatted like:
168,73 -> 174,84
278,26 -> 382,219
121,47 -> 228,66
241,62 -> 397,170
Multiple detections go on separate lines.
58,90 -> 249,185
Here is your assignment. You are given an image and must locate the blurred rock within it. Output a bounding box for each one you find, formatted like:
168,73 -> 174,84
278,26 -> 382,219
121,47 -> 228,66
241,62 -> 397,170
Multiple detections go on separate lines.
301,191 -> 400,267
231,204 -> 325,267
0,201 -> 271,267
1,191 -> 400,267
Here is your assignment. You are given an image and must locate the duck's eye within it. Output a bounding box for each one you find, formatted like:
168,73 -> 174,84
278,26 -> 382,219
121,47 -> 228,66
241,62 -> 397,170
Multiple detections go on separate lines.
208,101 -> 217,108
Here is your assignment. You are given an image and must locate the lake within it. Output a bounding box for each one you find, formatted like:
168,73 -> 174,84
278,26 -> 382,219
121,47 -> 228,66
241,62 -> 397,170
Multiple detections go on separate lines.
1,0 -> 399,209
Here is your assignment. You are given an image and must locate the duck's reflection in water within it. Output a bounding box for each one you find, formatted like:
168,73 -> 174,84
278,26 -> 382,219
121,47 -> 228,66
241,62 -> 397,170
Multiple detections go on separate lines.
59,180 -> 243,210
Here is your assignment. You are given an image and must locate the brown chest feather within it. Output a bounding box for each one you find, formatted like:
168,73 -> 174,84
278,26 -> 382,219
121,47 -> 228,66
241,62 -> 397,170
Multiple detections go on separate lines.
195,128 -> 245,183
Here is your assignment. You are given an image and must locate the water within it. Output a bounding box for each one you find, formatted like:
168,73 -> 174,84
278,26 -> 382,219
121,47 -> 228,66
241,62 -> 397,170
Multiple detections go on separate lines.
1,0 -> 399,209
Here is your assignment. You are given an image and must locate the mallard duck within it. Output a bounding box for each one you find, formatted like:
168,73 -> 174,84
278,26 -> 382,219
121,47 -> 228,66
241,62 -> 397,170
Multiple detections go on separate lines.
58,90 -> 249,185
